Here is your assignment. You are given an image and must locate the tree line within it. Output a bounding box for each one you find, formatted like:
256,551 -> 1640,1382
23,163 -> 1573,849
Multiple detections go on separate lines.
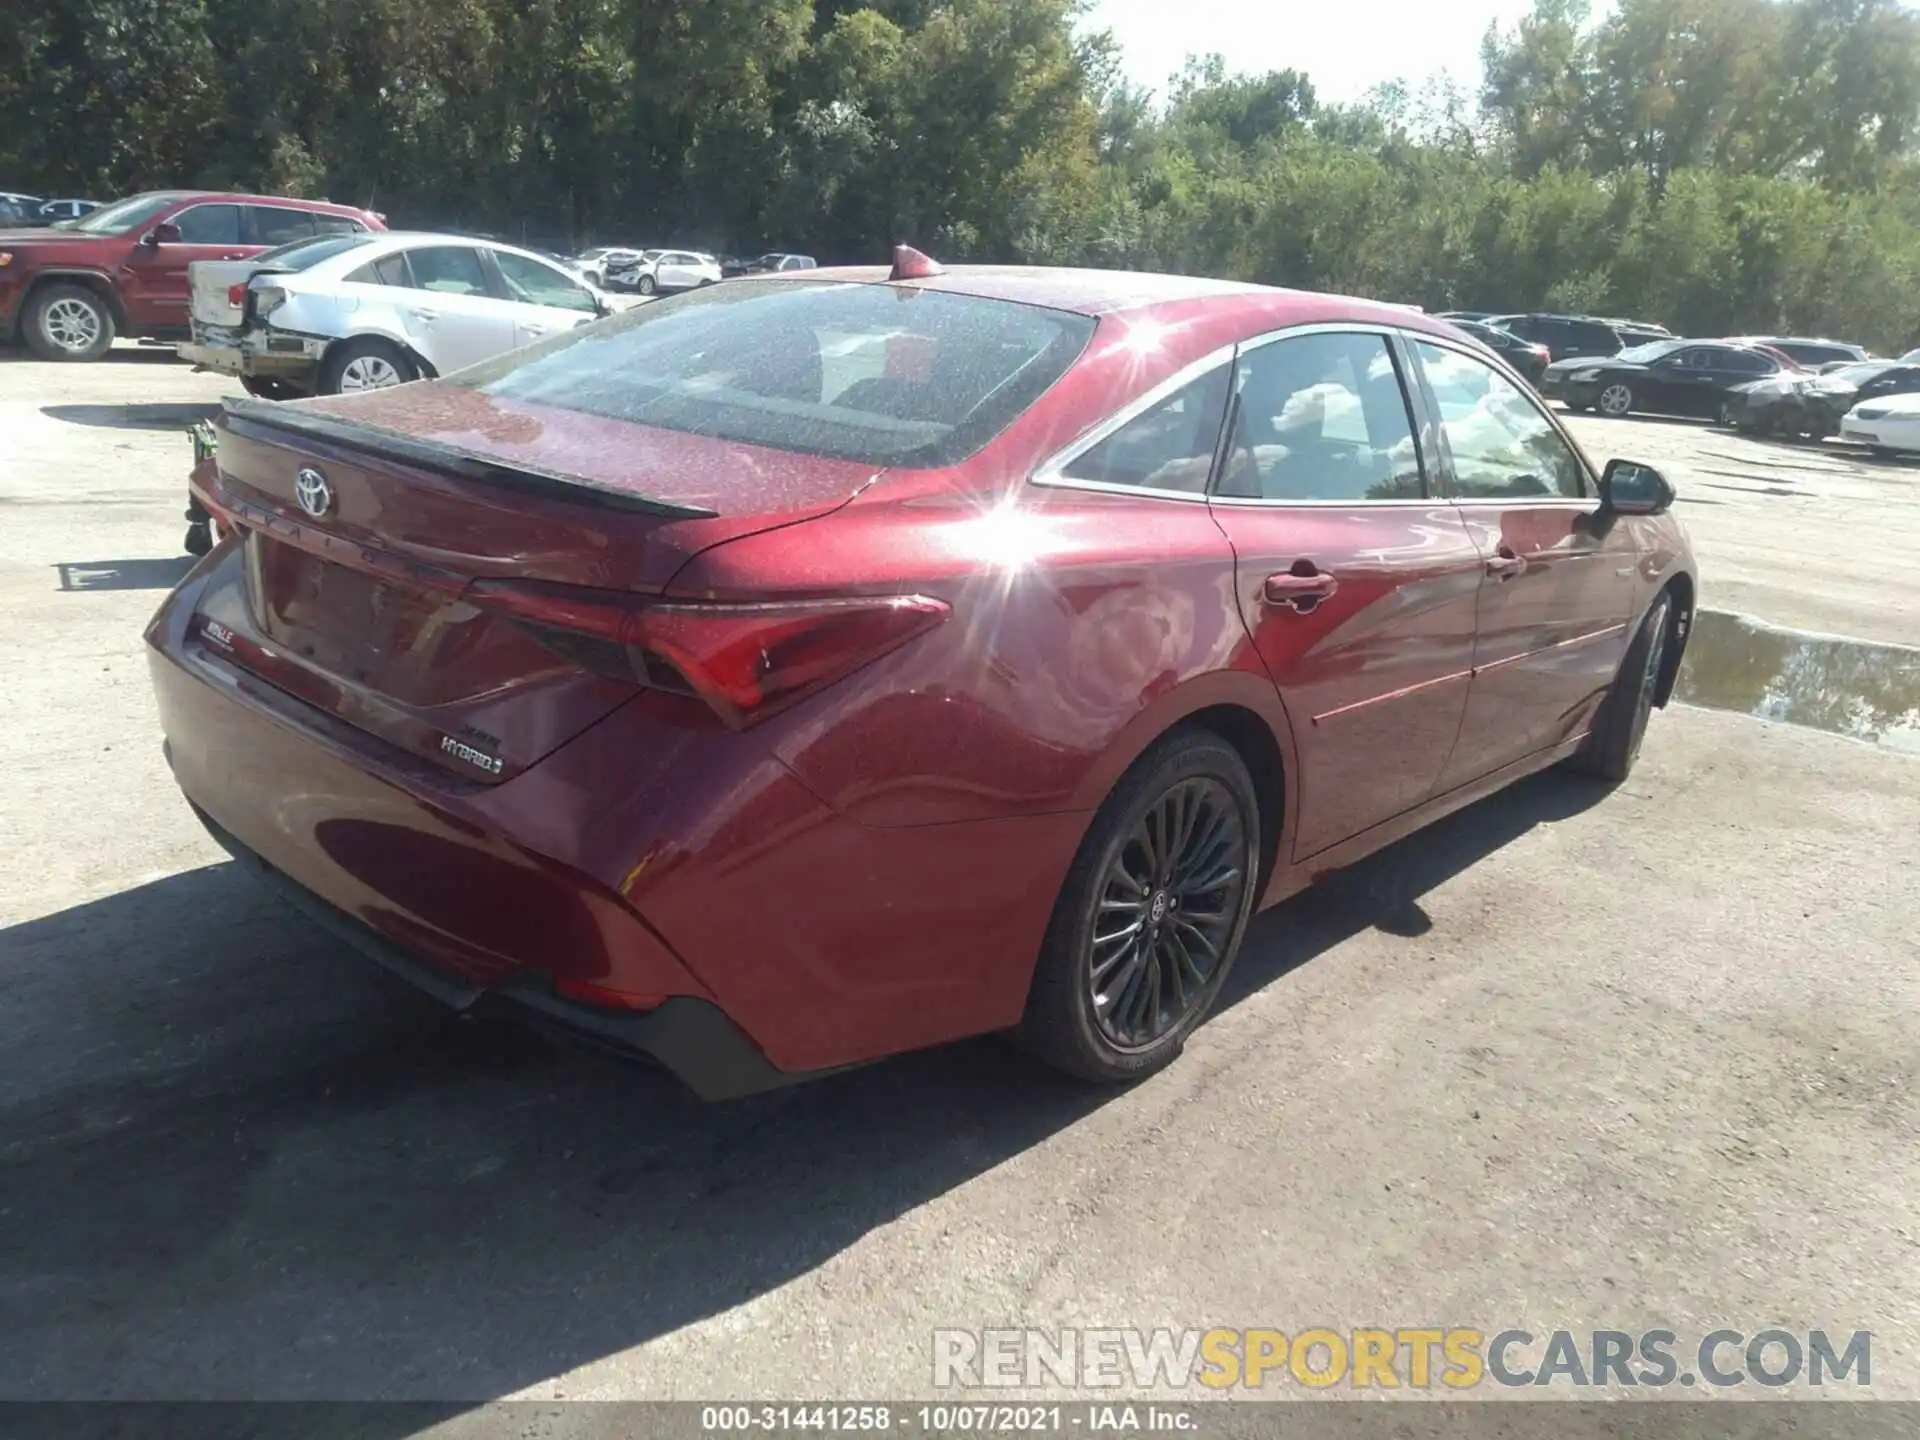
5,0 -> 1920,349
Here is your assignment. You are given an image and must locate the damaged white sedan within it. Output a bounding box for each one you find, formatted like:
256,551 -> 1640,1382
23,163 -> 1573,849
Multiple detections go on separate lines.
177,231 -> 620,398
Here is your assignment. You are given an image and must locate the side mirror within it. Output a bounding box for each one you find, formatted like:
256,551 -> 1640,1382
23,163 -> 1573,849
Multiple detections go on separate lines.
1599,459 -> 1675,516
142,221 -> 182,246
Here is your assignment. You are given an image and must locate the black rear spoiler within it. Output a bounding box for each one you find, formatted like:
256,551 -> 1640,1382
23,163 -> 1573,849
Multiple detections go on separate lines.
219,396 -> 719,520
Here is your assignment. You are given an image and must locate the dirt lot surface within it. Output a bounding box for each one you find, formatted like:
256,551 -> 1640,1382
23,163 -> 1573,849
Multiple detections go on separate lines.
2,347 -> 1917,1407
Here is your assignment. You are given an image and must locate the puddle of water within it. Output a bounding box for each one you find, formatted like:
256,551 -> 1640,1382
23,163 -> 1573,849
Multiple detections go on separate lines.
1676,610 -> 1920,753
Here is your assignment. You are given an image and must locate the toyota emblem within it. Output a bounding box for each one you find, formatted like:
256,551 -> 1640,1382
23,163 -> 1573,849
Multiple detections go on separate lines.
294,467 -> 333,518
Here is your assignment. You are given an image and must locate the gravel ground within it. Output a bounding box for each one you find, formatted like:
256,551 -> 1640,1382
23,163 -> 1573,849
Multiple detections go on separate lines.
1,347 -> 1916,1407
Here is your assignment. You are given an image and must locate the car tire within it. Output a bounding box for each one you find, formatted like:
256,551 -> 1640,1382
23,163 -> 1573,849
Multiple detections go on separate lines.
1597,382 -> 1635,418
1013,728 -> 1261,1084
318,337 -> 416,396
24,282 -> 115,362
1568,592 -> 1675,784
240,375 -> 301,401
637,275 -> 657,296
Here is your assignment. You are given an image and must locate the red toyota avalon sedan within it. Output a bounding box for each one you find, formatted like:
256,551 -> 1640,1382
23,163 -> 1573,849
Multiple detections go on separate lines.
148,253 -> 1696,1099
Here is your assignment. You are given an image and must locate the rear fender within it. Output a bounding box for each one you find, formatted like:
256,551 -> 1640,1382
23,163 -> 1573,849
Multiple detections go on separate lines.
1064,663 -> 1300,903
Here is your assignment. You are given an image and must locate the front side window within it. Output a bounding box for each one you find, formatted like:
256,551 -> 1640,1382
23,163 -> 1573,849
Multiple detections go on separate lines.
1412,340 -> 1586,499
448,280 -> 1095,468
493,250 -> 597,312
402,246 -> 489,295
172,204 -> 241,245
1215,331 -> 1423,502
1058,366 -> 1230,494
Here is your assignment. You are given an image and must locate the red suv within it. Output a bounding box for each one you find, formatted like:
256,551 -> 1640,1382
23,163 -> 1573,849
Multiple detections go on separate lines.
0,191 -> 384,361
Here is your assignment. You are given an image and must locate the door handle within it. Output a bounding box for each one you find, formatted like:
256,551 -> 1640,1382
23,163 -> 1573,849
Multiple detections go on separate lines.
1486,548 -> 1528,580
409,308 -> 438,322
1263,569 -> 1339,610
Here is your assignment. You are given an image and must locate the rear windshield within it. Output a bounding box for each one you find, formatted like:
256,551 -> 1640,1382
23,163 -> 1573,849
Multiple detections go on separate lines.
254,233 -> 376,270
449,280 -> 1097,467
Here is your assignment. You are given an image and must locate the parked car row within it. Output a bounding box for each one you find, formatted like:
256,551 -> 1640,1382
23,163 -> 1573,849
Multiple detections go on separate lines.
1724,358 -> 1920,454
0,190 -> 103,227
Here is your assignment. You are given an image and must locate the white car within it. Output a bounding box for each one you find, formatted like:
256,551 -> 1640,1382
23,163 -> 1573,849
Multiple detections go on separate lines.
1840,391 -> 1920,455
606,248 -> 721,295
178,231 -> 619,396
574,246 -> 646,286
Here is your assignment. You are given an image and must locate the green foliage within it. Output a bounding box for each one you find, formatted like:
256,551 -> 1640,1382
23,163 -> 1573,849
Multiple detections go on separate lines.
2,0 -> 1918,347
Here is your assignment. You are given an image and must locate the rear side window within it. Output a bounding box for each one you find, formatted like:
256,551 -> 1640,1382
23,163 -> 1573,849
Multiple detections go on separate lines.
1058,367 -> 1229,494
248,206 -> 316,245
1569,322 -> 1619,350
1723,349 -> 1774,374
313,215 -> 363,235
1215,331 -> 1423,502
449,281 -> 1097,468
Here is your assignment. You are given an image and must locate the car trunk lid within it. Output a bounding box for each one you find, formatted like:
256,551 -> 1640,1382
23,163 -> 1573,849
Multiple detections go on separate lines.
197,388 -> 880,781
189,258 -> 274,330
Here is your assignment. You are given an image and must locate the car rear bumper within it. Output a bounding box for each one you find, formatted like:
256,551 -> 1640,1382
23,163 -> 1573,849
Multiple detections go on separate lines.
178,333 -> 318,383
146,572 -> 793,1100
191,802 -> 794,1100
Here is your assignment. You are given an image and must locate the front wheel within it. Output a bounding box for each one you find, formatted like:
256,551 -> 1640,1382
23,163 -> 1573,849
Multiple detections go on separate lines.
637,274 -> 657,296
1569,592 -> 1674,783
1597,382 -> 1635,418
1014,729 -> 1261,1083
23,282 -> 115,362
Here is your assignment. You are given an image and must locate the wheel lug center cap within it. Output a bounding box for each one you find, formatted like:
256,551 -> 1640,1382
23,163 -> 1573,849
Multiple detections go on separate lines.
1150,891 -> 1170,924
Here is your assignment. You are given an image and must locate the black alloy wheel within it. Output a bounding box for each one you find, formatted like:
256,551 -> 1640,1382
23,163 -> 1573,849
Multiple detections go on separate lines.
1088,776 -> 1248,1051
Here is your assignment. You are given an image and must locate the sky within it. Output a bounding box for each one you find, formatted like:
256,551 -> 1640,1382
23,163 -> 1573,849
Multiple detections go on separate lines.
1080,0 -> 1549,106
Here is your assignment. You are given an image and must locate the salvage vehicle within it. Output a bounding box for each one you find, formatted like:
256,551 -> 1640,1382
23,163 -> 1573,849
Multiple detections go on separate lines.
1724,359 -> 1920,438
604,248 -> 721,294
1840,391 -> 1920,456
1542,338 -> 1783,417
178,230 -> 615,397
0,191 -> 383,360
149,252 -> 1695,1099
1724,335 -> 1868,369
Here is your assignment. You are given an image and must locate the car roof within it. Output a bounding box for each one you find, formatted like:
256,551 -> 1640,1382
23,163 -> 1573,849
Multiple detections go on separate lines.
771,264 -> 1282,317
136,189 -> 375,217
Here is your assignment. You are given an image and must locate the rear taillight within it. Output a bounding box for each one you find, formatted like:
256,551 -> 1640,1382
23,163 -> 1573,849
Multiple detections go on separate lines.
226,283 -> 248,306
1531,345 -> 1550,360
465,579 -> 949,728
252,284 -> 287,317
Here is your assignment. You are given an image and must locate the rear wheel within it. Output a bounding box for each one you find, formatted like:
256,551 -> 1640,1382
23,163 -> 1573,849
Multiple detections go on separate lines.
1597,382 -> 1635,418
1014,729 -> 1261,1083
24,282 -> 115,362
1569,592 -> 1674,783
319,337 -> 415,396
